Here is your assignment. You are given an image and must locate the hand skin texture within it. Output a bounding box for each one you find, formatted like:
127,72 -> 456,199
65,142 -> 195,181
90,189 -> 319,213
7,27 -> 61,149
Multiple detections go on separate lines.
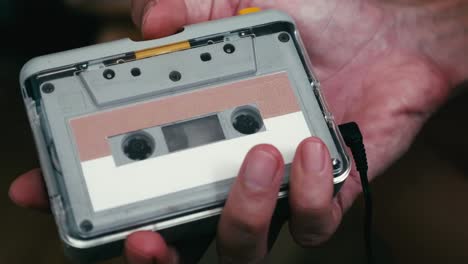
9,0 -> 467,263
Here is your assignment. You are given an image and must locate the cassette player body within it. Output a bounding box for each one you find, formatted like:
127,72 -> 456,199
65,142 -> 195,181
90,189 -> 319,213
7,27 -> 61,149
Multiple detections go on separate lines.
20,10 -> 351,262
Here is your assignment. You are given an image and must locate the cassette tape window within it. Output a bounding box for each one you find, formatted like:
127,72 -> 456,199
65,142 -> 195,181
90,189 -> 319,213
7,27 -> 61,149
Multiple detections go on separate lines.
162,115 -> 226,152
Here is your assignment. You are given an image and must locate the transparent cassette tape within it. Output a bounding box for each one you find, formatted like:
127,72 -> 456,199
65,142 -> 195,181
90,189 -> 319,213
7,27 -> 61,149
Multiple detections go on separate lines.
20,10 -> 351,263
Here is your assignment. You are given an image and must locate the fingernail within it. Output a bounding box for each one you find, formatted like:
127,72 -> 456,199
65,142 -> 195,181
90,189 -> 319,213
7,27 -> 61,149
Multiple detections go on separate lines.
244,150 -> 279,190
301,139 -> 326,173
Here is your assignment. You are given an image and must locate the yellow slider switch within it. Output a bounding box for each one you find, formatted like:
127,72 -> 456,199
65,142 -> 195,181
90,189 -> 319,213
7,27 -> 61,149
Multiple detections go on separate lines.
135,41 -> 191,60
238,7 -> 262,15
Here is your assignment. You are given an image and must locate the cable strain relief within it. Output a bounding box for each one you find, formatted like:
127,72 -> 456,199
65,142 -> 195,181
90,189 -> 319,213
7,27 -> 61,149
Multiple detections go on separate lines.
349,141 -> 368,172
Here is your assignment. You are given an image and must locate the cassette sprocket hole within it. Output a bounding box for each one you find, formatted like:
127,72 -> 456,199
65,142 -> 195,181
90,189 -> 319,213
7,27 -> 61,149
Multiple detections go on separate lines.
131,68 -> 141,77
103,69 -> 115,80
200,52 -> 212,62
169,71 -> 182,82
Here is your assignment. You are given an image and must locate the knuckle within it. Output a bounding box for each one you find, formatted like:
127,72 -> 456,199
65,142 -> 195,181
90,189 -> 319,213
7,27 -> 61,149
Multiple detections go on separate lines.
292,195 -> 330,217
289,202 -> 342,248
230,214 -> 269,238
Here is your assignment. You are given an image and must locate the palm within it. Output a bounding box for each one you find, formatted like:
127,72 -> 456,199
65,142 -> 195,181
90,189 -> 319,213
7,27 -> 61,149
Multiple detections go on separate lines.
135,0 -> 451,207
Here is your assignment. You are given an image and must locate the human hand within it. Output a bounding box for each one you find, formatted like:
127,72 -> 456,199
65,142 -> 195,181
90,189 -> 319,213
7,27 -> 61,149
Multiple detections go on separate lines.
11,0 -> 464,262
128,0 -> 458,261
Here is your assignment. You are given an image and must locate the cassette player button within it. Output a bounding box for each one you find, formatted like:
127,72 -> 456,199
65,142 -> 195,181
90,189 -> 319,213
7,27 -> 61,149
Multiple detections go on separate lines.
238,7 -> 262,15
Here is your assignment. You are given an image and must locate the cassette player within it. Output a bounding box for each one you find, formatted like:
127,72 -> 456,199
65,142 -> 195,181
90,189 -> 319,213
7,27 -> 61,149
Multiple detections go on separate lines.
19,9 -> 351,263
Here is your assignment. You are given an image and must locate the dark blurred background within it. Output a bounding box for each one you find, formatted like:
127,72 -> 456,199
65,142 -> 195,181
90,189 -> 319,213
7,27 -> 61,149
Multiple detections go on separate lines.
1,1 -> 468,263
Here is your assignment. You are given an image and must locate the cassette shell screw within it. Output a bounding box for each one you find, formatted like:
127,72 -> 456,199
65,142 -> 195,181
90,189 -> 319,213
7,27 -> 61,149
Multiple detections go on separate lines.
103,69 -> 116,80
332,158 -> 342,172
169,71 -> 182,82
80,220 -> 93,232
278,32 -> 291,43
41,83 -> 55,94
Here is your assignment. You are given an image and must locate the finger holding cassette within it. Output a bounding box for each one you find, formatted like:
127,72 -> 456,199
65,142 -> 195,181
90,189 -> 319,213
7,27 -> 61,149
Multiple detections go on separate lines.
217,144 -> 285,263
125,231 -> 179,264
8,168 -> 49,211
131,0 -> 236,39
217,136 -> 354,256
9,137 -> 343,263
288,137 -> 344,247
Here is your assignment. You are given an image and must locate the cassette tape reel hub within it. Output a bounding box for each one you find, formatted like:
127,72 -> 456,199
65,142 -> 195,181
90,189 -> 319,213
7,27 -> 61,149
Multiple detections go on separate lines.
231,106 -> 264,135
122,132 -> 155,161
20,10 -> 351,263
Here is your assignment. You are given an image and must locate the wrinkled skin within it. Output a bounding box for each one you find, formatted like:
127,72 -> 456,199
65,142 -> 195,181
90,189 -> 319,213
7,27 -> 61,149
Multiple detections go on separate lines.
132,0 -> 451,208
10,0 -> 460,263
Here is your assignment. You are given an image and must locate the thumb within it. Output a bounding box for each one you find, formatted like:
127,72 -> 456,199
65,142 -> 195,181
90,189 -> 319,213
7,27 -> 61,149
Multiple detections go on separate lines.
131,0 -> 188,39
125,231 -> 179,264
131,0 -> 241,39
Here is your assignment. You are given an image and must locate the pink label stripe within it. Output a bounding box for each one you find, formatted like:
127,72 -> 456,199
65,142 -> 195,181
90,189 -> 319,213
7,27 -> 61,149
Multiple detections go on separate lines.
70,72 -> 300,162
